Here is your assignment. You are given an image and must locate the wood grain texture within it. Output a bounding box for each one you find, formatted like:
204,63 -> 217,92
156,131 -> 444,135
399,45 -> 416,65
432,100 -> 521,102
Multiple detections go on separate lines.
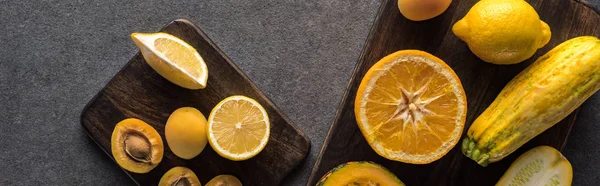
308,0 -> 600,185
80,19 -> 310,186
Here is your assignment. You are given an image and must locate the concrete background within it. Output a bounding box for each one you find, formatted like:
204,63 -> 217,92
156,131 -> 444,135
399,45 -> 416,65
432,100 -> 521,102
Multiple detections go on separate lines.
1,0 -> 599,185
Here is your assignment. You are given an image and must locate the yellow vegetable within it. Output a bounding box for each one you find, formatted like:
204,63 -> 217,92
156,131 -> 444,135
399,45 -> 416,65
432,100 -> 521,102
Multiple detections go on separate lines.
463,36 -> 600,166
496,146 -> 572,186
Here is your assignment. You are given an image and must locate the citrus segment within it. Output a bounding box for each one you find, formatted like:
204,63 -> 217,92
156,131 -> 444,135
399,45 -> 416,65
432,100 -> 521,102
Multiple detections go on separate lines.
355,50 -> 466,164
131,32 -> 208,89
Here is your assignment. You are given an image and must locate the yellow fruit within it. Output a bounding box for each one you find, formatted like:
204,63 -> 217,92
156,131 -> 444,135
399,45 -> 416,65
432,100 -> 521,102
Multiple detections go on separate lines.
317,161 -> 405,186
131,32 -> 208,89
452,0 -> 551,64
496,146 -> 572,186
354,50 -> 467,164
398,0 -> 452,21
111,118 -> 163,173
206,175 -> 243,186
165,107 -> 208,160
207,95 -> 270,161
158,167 -> 202,186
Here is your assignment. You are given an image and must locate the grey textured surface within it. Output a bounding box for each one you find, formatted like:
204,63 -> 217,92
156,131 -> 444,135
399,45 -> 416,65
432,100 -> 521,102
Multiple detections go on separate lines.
0,0 -> 598,185
580,0 -> 600,13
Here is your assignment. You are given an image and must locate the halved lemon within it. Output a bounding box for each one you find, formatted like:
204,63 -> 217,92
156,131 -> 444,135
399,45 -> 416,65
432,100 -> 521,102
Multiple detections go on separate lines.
354,50 -> 467,164
131,32 -> 208,89
207,95 -> 270,161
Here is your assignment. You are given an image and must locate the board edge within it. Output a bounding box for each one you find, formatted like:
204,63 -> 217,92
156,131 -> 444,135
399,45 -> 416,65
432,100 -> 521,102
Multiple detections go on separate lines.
171,19 -> 311,151
79,52 -> 143,185
305,0 -> 390,184
575,0 -> 600,14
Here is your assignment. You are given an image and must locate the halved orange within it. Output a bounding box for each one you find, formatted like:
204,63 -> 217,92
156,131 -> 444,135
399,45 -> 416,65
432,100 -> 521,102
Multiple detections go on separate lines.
354,50 -> 466,164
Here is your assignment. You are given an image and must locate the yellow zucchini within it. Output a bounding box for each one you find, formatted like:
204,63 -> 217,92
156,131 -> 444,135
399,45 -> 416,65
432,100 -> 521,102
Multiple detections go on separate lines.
462,36 -> 600,166
496,146 -> 572,186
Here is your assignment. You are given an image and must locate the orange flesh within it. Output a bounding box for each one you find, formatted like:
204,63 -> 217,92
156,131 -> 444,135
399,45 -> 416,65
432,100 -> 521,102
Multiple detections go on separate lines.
356,50 -> 465,163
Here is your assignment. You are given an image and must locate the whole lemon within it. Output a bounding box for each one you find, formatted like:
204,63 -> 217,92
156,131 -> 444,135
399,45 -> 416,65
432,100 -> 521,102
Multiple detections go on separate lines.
452,0 -> 551,64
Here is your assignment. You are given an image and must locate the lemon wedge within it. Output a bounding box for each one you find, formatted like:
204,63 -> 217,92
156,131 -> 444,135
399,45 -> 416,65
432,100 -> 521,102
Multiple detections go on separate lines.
131,32 -> 208,89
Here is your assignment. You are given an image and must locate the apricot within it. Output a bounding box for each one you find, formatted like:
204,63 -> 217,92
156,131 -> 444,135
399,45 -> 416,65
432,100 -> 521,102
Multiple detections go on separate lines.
159,167 -> 201,186
165,107 -> 208,159
206,175 -> 242,186
398,0 -> 452,21
111,118 -> 163,173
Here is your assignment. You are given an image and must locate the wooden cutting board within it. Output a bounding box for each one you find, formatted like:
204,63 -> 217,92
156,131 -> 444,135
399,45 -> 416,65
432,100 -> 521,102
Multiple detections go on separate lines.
80,19 -> 310,186
308,0 -> 600,185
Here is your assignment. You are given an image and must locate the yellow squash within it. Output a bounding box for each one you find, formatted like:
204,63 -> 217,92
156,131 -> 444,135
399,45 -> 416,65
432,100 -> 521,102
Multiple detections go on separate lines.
496,146 -> 572,186
463,36 -> 600,166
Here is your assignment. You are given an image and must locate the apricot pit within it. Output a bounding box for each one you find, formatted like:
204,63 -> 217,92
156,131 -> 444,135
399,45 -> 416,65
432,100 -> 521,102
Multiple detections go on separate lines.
159,166 -> 201,186
111,118 -> 164,173
206,175 -> 242,186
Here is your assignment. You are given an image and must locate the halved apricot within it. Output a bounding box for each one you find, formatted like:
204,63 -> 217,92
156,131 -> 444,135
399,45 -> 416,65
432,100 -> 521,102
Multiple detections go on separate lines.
111,118 -> 163,173
206,175 -> 242,186
159,167 -> 201,186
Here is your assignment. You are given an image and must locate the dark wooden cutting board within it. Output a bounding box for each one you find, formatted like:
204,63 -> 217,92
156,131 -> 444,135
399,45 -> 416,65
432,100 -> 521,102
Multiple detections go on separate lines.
308,0 -> 600,185
80,19 -> 310,186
